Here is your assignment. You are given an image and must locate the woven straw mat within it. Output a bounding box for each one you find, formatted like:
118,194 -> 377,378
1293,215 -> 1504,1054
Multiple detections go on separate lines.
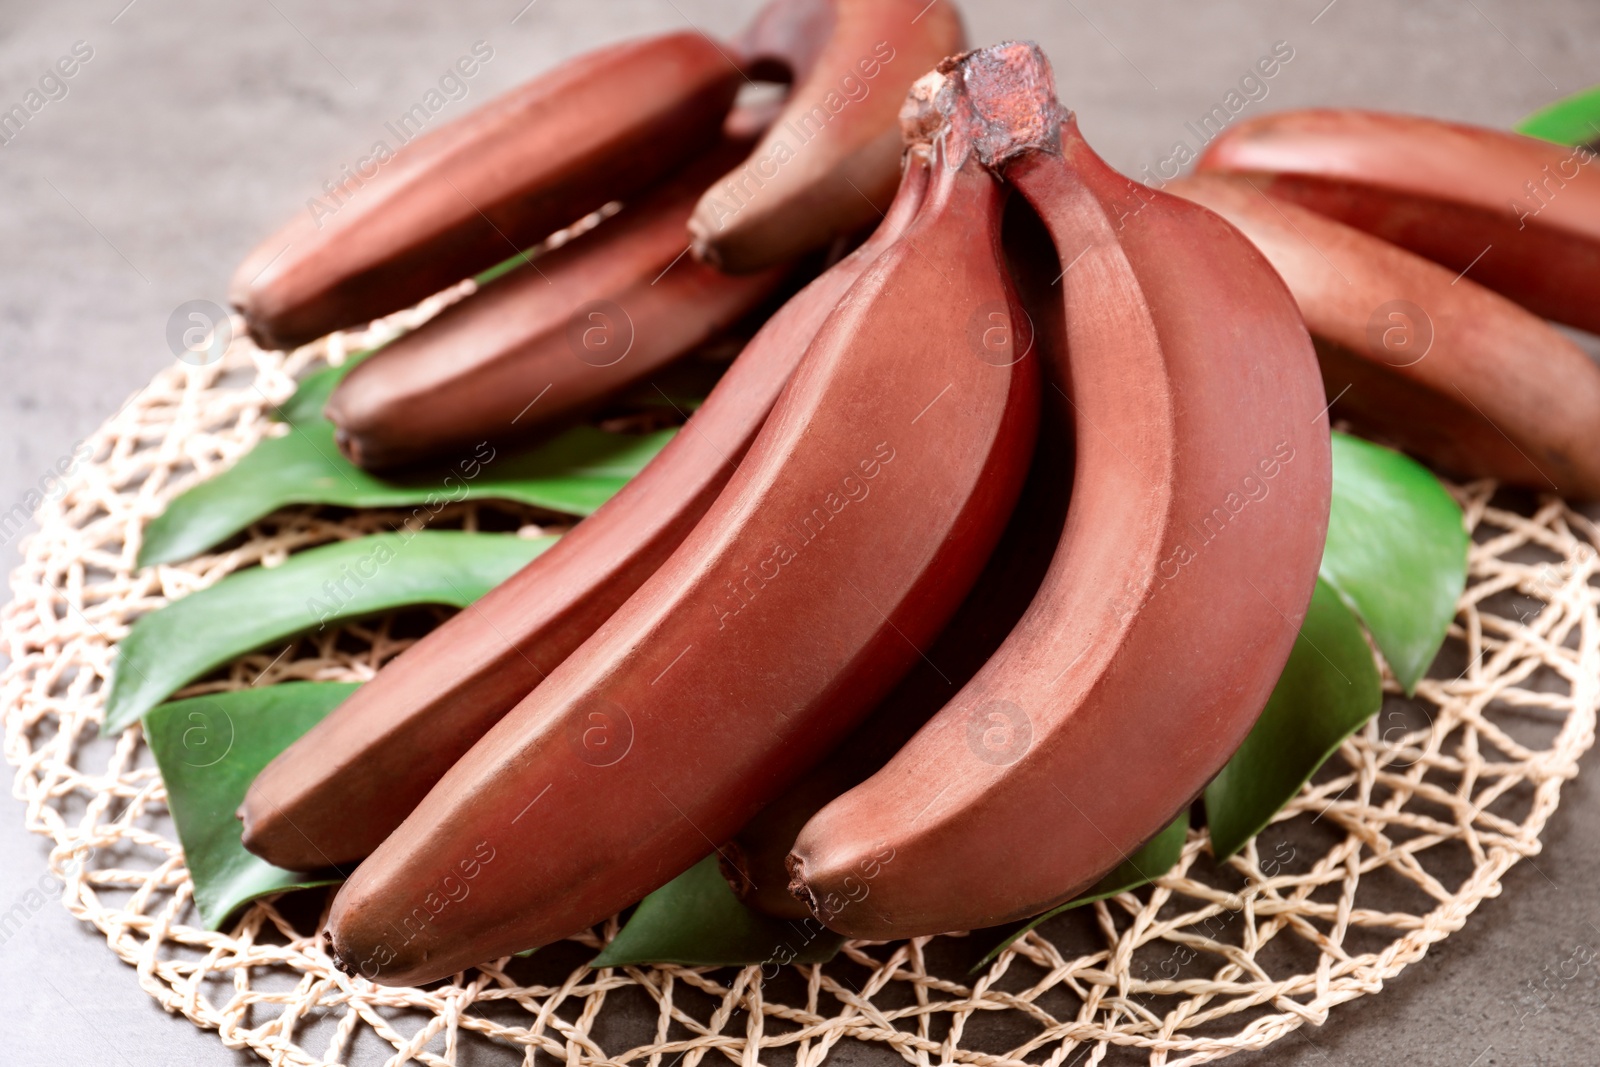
2,293 -> 1595,1067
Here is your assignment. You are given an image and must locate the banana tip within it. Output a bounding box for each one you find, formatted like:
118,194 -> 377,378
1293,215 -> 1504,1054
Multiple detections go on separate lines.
783,851 -> 821,916
324,930 -> 359,978
235,792 -> 330,873
235,811 -> 287,868
331,426 -> 363,466
687,228 -> 726,272
234,307 -> 278,352
716,842 -> 754,902
234,797 -> 271,858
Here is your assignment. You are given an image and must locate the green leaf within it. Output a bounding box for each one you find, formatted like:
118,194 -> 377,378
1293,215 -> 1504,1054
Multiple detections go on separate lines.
270,352 -> 374,426
973,811 -> 1189,971
590,855 -> 844,969
107,531 -> 555,734
474,248 -> 541,287
143,333 -> 680,568
146,682 -> 358,928
1204,578 -> 1382,859
1323,432 -> 1467,693
137,422 -> 672,567
1516,84 -> 1600,147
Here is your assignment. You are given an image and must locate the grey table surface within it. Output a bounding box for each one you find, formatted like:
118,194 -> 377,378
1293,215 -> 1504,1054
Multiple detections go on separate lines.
1,0 -> 1597,1064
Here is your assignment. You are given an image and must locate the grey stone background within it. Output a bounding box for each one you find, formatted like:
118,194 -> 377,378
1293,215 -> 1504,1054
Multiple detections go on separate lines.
0,0 -> 1597,1063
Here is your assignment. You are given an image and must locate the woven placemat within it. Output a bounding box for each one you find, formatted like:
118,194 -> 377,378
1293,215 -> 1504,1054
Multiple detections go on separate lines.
2,304 -> 1594,1066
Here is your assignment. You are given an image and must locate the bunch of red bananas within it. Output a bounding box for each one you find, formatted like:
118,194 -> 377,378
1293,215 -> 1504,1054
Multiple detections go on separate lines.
228,4 -> 1600,989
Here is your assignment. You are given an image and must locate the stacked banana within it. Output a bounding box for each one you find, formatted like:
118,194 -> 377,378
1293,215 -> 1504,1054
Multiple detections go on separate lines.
237,0 -> 971,872
225,10 -> 1600,988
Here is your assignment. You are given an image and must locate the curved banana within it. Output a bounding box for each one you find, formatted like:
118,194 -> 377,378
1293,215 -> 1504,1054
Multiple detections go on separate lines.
724,405 -> 1071,919
1195,108 -> 1600,335
231,32 -> 741,350
735,0 -> 836,83
790,43 -> 1331,939
690,0 -> 965,273
324,102 -> 1039,984
323,139 -> 789,470
1171,174 -> 1600,498
238,151 -> 934,873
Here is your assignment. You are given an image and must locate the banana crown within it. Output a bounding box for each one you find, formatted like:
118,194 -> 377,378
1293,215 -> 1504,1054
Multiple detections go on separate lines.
902,43 -> 1064,168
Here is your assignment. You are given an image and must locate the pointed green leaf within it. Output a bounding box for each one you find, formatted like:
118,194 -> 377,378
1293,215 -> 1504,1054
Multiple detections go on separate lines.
1323,432 -> 1467,693
107,531 -> 555,734
474,248 -> 541,287
137,423 -> 672,567
146,682 -> 359,928
1516,85 -> 1600,147
973,811 -> 1189,971
271,351 -> 375,426
1204,579 -> 1382,859
590,855 -> 844,969
143,337 -> 683,568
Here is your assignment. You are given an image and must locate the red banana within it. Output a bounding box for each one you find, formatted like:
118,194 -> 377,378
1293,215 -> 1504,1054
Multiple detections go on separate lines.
790,43 -> 1331,938
325,107 -> 1039,984
690,0 -> 965,273
724,397 -> 1072,919
238,150 -> 934,873
1195,108 -> 1600,335
231,32 -> 742,350
1171,174 -> 1600,498
736,0 -> 836,84
322,140 -> 789,470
